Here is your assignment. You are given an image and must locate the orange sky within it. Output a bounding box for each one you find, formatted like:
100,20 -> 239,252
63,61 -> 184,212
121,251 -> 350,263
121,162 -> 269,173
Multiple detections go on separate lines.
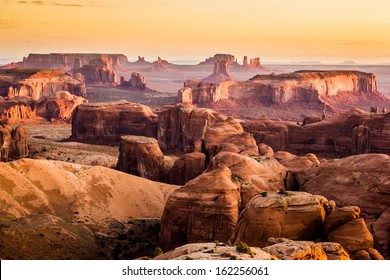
1,0 -> 390,63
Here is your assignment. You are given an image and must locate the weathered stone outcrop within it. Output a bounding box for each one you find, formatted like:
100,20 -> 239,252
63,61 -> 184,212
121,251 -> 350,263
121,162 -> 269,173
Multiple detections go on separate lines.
151,57 -> 170,72
157,104 -> 223,152
168,152 -> 206,185
230,192 -> 329,247
35,91 -> 85,122
0,97 -> 36,120
203,61 -> 233,83
71,101 -> 157,144
0,69 -> 86,99
0,122 -> 28,161
73,59 -> 116,85
243,108 -> 390,155
206,152 -> 287,208
176,87 -> 192,104
180,80 -> 235,104
2,53 -> 128,71
159,166 -> 240,251
155,242 -> 276,260
116,136 -> 164,182
372,208 -> 390,259
119,72 -> 147,90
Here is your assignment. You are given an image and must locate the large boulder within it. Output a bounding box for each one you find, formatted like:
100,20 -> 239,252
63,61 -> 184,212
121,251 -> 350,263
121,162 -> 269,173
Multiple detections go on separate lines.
168,152 -> 206,185
116,136 -> 164,182
230,191 -> 329,247
262,239 -> 328,260
206,152 -> 287,208
159,166 -> 240,251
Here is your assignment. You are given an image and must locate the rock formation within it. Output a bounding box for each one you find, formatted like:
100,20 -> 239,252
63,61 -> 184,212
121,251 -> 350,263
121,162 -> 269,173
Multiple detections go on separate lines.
119,72 -> 148,90
73,58 -> 116,85
150,57 -> 170,72
0,97 -> 36,121
230,191 -> 329,247
206,152 -> 287,208
0,122 -> 28,161
203,61 -> 234,83
159,166 -> 240,251
168,152 -> 206,185
71,101 -> 157,144
199,54 -> 236,66
176,87 -> 192,104
2,53 -> 128,71
180,80 -> 235,104
35,91 -> 85,122
243,108 -> 390,155
1,69 -> 86,99
116,136 -> 165,182
155,242 -> 276,260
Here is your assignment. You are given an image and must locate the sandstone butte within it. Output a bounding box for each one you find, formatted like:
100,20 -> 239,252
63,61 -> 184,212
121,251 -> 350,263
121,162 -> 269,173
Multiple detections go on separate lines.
73,58 -> 117,85
179,70 -> 386,107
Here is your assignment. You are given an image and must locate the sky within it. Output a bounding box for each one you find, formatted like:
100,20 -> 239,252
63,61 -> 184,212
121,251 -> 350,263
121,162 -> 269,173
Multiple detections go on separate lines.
1,0 -> 390,63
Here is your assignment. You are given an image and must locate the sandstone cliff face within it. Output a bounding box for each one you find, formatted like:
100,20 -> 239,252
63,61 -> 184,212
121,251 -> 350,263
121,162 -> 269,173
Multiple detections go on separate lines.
3,53 -> 128,71
0,123 -> 28,161
199,54 -> 236,66
1,69 -> 86,99
0,97 -> 36,121
159,166 -> 240,251
168,152 -> 206,185
181,80 -> 235,104
230,192 -> 329,247
243,108 -> 390,155
116,136 -> 164,182
71,101 -> 157,144
73,59 -> 116,85
35,91 -> 85,122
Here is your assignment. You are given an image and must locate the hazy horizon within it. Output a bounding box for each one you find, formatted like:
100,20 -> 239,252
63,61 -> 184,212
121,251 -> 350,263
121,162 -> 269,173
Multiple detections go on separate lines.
1,0 -> 390,64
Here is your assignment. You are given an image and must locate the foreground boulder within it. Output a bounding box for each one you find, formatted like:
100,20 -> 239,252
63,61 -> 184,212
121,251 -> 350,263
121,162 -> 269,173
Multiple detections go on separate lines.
71,101 -> 157,144
159,167 -> 240,251
116,136 -> 164,182
230,191 -> 329,247
155,242 -> 276,260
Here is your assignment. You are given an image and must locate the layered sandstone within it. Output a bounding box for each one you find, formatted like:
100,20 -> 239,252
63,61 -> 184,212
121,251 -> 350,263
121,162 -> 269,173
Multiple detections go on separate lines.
35,91 -> 85,122
0,97 -> 36,121
159,166 -> 240,251
73,58 -> 116,85
0,69 -> 86,99
2,53 -> 128,71
71,101 -> 157,144
181,80 -> 236,104
168,152 -> 206,185
243,108 -> 390,155
116,136 -> 164,182
0,123 -> 28,161
230,192 -> 329,247
199,54 -> 236,66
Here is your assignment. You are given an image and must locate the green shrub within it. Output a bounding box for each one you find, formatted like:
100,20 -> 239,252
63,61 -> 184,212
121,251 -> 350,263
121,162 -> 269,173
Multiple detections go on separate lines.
236,241 -> 252,254
148,247 -> 163,258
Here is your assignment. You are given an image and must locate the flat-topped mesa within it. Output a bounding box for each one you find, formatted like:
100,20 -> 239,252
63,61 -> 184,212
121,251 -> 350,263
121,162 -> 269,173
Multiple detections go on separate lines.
71,101 -> 157,144
199,54 -> 237,66
73,58 -> 117,85
116,135 -> 164,182
2,53 -> 128,71
119,72 -> 147,90
0,69 -> 86,100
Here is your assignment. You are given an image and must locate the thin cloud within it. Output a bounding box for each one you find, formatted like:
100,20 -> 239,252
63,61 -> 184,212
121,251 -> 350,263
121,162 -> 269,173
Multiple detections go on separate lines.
0,19 -> 20,29
337,40 -> 385,46
14,0 -> 102,7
